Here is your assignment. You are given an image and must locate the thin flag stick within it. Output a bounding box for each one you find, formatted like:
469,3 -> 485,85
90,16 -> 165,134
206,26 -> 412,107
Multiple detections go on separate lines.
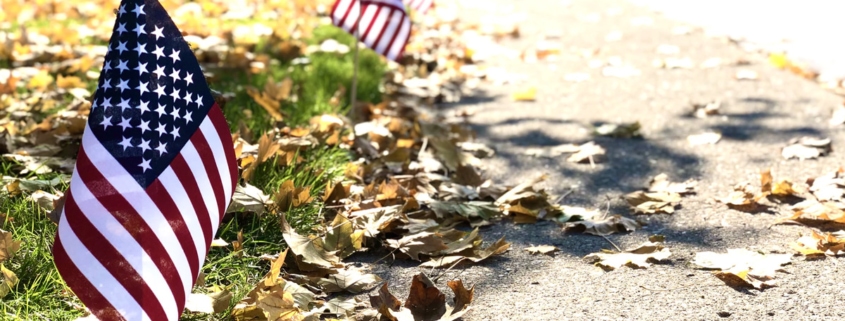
349,1 -> 362,110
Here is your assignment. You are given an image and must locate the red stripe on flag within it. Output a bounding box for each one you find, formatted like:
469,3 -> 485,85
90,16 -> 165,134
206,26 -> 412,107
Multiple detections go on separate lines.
336,0 -> 355,31
207,104 -> 238,193
169,155 -> 214,250
76,148 -> 187,313
190,130 -> 226,225
54,237 -> 129,321
371,8 -> 395,52
361,7 -> 383,40
147,179 -> 200,280
384,11 -> 406,56
61,190 -> 168,320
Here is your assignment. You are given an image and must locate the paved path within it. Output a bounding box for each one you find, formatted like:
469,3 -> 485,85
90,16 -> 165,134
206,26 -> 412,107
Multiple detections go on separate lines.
356,0 -> 845,320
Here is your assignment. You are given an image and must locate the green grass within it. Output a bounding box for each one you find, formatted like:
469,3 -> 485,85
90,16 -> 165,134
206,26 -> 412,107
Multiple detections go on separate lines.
1,23 -> 386,320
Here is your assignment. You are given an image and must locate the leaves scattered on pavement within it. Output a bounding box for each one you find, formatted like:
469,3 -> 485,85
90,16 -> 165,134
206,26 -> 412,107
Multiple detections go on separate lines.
584,236 -> 671,270
692,249 -> 791,289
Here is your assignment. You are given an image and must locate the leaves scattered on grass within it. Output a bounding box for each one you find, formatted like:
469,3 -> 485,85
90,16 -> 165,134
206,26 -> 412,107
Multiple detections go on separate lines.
584,236 -> 671,270
692,249 -> 791,289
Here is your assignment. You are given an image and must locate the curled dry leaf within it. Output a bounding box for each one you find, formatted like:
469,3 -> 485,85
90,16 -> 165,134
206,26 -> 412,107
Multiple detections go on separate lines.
565,141 -> 606,165
525,245 -> 558,255
0,229 -> 22,263
782,137 -> 831,160
624,191 -> 681,214
584,239 -> 671,270
316,267 -> 381,294
420,237 -> 510,268
446,279 -> 474,313
280,214 -> 341,268
717,183 -> 769,213
565,215 -> 641,236
691,100 -> 720,118
592,122 -> 642,138
647,173 -> 697,195
692,249 -> 791,289
404,273 -> 446,320
687,132 -> 721,146
227,183 -> 274,215
792,231 -> 845,258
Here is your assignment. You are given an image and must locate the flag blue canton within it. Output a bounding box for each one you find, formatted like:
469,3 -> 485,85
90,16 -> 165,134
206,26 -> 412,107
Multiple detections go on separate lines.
89,0 -> 215,188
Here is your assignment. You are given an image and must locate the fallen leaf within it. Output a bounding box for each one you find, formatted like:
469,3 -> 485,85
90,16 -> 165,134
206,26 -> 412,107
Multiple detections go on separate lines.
691,100 -> 721,118
420,237 -> 510,268
717,183 -> 769,212
792,231 -> 845,258
511,87 -> 536,101
0,230 -> 22,262
30,190 -> 62,211
592,122 -> 641,138
647,173 -> 697,195
280,214 -> 340,268
316,267 -> 381,293
808,169 -> 845,201
446,280 -> 473,313
227,183 -> 273,215
687,132 -> 721,145
386,232 -> 448,261
0,264 -> 18,298
566,141 -> 605,165
404,273 -> 446,320
734,70 -> 758,80
185,289 -> 233,314
625,191 -> 681,214
318,213 -> 364,259
782,137 -> 831,160
584,239 -> 671,270
692,249 -> 791,289
565,215 -> 641,236
525,245 -> 557,255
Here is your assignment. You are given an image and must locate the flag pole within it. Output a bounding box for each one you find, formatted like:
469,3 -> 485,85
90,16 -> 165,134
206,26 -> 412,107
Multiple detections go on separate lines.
349,1 -> 361,112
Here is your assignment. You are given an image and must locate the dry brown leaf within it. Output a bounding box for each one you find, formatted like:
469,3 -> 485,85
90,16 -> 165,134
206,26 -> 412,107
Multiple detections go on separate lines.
318,213 -> 364,259
419,237 -> 510,268
692,249 -> 791,289
280,214 -> 340,268
273,180 -> 313,212
316,267 -> 381,294
782,137 -> 831,160
792,231 -> 845,258
566,141 -> 605,165
584,240 -> 671,270
624,191 -> 681,214
565,215 -> 641,236
386,232 -> 448,261
647,173 -> 697,195
404,273 -> 446,320
717,183 -> 769,212
0,230 -> 22,263
185,288 -> 233,314
446,280 -> 474,313
227,183 -> 273,215
525,245 -> 558,255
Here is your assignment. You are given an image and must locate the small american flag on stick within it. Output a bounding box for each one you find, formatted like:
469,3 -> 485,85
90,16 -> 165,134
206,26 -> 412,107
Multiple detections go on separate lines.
406,0 -> 434,14
52,0 -> 237,320
331,0 -> 412,61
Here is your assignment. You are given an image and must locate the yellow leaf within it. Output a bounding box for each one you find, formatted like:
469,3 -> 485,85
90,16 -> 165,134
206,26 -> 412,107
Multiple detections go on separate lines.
56,75 -> 85,89
511,87 -> 536,101
27,70 -> 54,90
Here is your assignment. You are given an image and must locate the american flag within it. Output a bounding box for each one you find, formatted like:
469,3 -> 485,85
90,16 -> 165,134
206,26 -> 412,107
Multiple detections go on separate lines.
331,0 -> 412,61
52,0 -> 237,320
405,0 -> 434,14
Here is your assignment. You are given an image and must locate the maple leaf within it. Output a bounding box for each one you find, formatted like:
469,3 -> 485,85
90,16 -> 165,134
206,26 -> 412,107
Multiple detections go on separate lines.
446,279 -> 474,313
792,231 -> 845,258
565,215 -> 641,236
717,183 -> 770,213
273,180 -> 313,212
624,191 -> 681,214
316,267 -> 381,294
349,205 -> 402,238
782,137 -> 831,160
525,245 -> 557,255
420,237 -> 510,268
404,273 -> 446,320
317,213 -> 364,259
227,183 -> 274,215
280,214 -> 340,268
647,173 -> 697,195
584,239 -> 671,270
386,232 -> 448,261
692,249 -> 791,289
0,229 -> 22,263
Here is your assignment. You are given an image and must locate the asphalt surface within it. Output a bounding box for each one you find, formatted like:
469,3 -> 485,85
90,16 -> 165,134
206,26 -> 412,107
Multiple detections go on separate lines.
351,0 -> 845,320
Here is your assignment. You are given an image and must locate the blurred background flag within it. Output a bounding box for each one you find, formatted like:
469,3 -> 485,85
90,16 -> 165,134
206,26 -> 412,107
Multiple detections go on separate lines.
406,0 -> 434,14
331,0 -> 412,61
51,0 -> 237,320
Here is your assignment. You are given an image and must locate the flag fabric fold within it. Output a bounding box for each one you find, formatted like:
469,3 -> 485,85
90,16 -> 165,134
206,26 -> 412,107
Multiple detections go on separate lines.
52,0 -> 237,320
331,0 -> 412,61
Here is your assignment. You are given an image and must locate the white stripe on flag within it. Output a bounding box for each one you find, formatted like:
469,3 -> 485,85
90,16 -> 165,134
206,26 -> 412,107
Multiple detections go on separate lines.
81,126 -> 193,298
364,8 -> 390,47
358,5 -> 379,36
374,9 -> 402,55
180,142 -> 221,233
57,212 -> 154,321
386,15 -> 411,60
199,115 -> 234,207
158,167 -> 208,265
